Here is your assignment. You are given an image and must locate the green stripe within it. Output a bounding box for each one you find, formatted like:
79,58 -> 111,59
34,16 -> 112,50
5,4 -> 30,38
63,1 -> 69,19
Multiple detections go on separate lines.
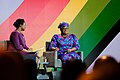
79,0 -> 120,58
69,0 -> 110,39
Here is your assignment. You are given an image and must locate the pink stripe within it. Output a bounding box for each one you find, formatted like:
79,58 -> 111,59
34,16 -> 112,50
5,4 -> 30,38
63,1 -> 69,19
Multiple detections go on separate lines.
0,0 -> 69,46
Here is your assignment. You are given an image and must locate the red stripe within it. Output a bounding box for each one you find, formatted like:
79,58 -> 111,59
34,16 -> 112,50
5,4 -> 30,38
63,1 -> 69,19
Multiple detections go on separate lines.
0,0 -> 70,46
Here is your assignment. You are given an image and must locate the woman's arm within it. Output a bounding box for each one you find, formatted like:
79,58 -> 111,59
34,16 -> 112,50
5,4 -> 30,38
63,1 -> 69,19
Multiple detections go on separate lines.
10,32 -> 24,51
49,34 -> 59,51
67,34 -> 80,52
10,32 -> 32,52
72,34 -> 80,50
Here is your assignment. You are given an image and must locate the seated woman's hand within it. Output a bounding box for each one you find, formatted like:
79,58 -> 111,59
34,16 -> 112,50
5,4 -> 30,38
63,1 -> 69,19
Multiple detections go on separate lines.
67,49 -> 72,53
67,47 -> 76,52
52,47 -> 59,51
28,48 -> 33,52
55,47 -> 59,51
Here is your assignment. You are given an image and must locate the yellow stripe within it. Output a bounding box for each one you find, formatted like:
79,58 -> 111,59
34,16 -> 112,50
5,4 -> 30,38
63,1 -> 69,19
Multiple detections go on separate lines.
31,0 -> 88,56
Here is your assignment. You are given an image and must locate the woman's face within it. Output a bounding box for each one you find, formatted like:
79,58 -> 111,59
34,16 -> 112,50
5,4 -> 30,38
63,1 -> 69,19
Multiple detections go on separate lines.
61,27 -> 69,35
20,22 -> 26,31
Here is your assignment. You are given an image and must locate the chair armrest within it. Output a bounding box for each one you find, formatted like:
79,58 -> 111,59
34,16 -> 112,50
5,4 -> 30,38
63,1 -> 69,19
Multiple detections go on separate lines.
43,51 -> 56,67
43,51 -> 62,68
0,40 -> 8,51
77,51 -> 84,61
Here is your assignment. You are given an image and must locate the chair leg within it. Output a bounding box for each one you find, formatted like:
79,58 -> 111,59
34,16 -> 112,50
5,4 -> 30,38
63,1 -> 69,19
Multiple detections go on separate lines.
54,67 -> 57,71
37,59 -> 40,69
47,72 -> 53,80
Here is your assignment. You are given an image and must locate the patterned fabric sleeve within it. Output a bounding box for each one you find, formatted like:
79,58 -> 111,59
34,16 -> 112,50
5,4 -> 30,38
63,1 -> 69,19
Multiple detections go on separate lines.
72,34 -> 80,50
49,34 -> 58,50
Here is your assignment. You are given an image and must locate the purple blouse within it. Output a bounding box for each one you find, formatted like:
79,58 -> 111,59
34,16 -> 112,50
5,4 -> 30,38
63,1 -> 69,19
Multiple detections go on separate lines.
10,30 -> 29,54
50,34 -> 80,55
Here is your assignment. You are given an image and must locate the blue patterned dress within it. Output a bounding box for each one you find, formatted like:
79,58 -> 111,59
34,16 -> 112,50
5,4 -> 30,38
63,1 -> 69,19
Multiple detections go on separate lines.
49,34 -> 80,63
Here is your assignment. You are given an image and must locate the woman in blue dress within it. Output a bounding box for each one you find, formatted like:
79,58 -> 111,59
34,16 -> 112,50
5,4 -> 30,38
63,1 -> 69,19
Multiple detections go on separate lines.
49,22 -> 81,64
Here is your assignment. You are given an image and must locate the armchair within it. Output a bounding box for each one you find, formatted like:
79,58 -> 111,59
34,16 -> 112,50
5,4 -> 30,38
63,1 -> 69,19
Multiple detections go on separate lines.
0,40 -> 36,61
43,42 -> 62,69
43,42 -> 83,70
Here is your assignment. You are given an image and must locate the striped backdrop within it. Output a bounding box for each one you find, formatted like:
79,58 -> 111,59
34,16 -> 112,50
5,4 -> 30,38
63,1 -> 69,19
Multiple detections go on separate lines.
0,0 -> 120,67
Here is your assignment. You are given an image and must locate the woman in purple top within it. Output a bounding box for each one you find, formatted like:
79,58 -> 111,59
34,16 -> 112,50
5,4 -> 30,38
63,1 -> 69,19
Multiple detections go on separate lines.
10,19 -> 34,54
50,22 -> 81,64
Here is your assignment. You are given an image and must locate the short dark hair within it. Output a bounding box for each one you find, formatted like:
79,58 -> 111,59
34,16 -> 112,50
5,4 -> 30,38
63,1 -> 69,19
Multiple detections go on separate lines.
13,19 -> 25,29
